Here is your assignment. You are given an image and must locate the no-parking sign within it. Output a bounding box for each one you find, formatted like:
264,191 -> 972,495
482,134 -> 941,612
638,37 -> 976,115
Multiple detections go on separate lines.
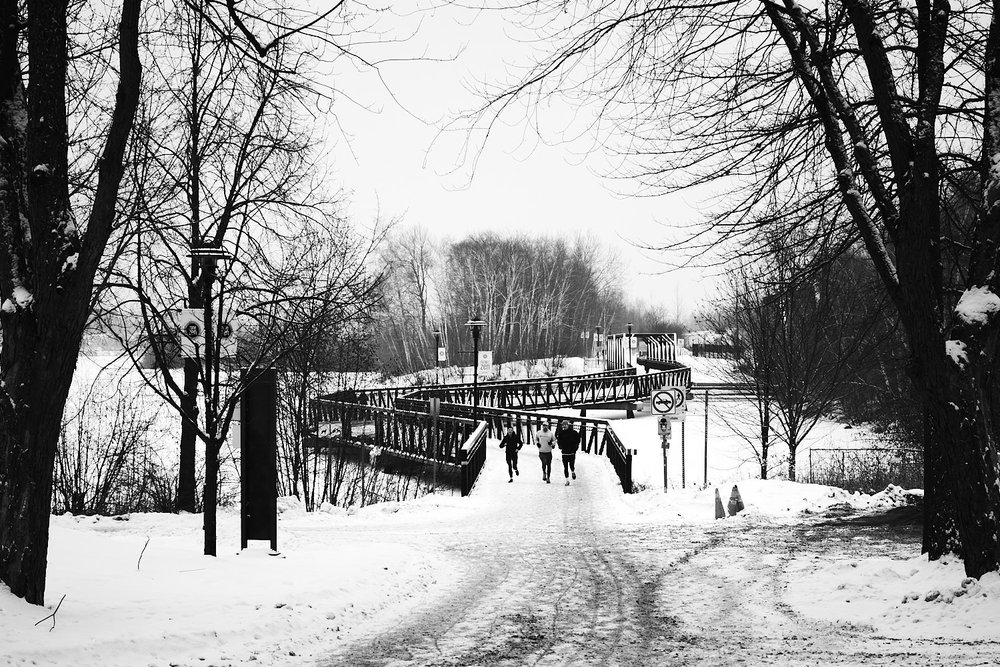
651,387 -> 687,418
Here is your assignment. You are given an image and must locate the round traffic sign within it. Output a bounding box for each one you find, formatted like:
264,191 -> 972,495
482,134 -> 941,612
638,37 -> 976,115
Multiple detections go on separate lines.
668,387 -> 686,411
652,391 -> 675,414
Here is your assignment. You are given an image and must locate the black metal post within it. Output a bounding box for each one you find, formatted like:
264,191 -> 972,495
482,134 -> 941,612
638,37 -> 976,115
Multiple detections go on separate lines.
704,389 -> 709,486
681,418 -> 686,489
627,322 -> 633,367
472,327 -> 480,420
433,327 -> 441,384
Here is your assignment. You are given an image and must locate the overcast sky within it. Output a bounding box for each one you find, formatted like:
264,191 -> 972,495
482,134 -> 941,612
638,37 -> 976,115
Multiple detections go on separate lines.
320,4 -> 720,318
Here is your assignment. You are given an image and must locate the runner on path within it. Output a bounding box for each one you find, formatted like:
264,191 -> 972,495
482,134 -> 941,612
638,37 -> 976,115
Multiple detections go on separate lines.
534,422 -> 555,483
499,426 -> 523,482
556,421 -> 581,486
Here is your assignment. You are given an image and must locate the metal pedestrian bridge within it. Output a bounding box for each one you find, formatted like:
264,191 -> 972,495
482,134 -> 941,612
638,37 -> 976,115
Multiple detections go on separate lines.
310,333 -> 691,496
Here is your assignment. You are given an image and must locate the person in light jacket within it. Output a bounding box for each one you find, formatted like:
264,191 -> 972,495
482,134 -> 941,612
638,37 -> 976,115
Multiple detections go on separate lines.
556,421 -> 581,486
534,422 -> 556,483
499,425 -> 523,482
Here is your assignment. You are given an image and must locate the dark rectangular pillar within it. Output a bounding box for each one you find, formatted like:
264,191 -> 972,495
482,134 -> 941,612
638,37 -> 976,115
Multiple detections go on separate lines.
241,368 -> 277,551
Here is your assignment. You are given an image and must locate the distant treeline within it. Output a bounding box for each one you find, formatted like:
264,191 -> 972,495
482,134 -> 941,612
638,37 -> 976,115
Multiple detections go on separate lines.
374,228 -> 687,375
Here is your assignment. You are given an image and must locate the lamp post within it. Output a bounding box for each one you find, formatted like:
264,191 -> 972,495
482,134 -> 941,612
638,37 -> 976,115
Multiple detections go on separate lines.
465,316 -> 485,420
188,243 -> 231,557
432,326 -> 442,384
627,321 -> 633,367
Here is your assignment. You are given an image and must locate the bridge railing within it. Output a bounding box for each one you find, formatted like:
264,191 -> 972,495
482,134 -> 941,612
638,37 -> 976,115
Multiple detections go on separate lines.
311,398 -> 477,465
402,399 -> 613,454
634,365 -> 691,397
408,367 -> 690,411
321,367 -> 635,410
603,428 -> 633,493
395,396 -> 637,492
458,422 -> 488,496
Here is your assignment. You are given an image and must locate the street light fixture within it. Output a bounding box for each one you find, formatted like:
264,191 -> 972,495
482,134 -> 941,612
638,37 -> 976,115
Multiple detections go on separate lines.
465,316 -> 486,420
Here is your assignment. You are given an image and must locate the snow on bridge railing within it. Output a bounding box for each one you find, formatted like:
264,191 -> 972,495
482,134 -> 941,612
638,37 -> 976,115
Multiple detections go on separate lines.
458,422 -> 488,496
603,428 -> 633,494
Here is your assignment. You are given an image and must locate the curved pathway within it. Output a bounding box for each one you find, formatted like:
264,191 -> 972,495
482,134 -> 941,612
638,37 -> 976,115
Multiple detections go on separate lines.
319,453 -> 999,666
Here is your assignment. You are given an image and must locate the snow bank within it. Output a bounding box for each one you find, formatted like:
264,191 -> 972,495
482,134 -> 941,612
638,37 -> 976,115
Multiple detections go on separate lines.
617,479 -> 919,525
786,553 -> 1000,641
0,508 -> 459,667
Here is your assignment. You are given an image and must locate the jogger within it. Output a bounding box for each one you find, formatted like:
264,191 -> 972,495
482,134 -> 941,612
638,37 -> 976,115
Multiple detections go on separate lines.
535,422 -> 555,483
556,422 -> 581,486
499,426 -> 523,482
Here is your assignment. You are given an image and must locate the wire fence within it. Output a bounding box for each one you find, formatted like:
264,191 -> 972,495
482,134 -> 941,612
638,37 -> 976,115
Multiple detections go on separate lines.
808,447 -> 923,492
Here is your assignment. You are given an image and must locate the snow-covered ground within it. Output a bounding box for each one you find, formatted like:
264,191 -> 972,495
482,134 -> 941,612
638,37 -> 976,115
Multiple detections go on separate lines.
2,466 -> 998,665
3,350 -> 998,665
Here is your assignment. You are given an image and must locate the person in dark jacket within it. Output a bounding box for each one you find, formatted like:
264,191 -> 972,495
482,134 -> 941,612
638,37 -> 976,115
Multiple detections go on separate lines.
499,425 -> 523,482
556,421 -> 581,486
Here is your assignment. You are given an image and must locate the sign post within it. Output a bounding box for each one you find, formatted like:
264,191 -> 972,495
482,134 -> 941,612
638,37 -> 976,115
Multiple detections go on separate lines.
652,386 -> 688,493
429,397 -> 441,489
659,416 -> 671,493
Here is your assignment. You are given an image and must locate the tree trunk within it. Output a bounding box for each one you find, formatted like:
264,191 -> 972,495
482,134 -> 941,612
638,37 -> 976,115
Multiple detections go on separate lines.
203,437 -> 220,556
922,407 -> 959,558
177,359 -> 199,512
0,330 -> 85,603
920,353 -> 1000,576
760,414 -> 770,480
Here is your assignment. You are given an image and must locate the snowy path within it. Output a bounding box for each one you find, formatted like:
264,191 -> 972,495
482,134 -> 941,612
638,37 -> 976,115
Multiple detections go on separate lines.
318,452 -> 999,666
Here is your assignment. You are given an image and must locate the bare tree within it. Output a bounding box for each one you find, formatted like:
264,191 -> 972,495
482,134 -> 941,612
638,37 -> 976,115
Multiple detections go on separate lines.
706,265 -> 779,480
53,368 -> 169,515
276,296 -> 379,511
378,225 -> 439,373
83,0 -> 386,556
435,232 -> 619,363
0,0 -> 140,604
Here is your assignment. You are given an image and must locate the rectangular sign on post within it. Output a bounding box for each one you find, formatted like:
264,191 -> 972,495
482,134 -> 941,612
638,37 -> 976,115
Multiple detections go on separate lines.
477,350 -> 493,375
219,319 -> 240,358
177,309 -> 204,358
437,347 -> 446,363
